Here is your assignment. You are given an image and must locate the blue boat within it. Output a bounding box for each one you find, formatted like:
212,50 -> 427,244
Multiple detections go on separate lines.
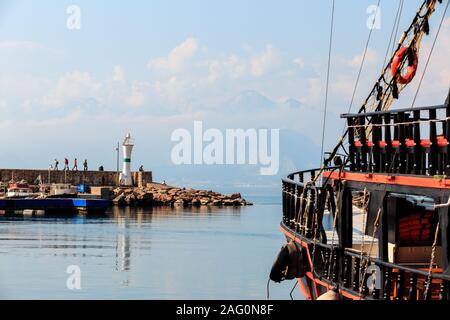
0,198 -> 111,216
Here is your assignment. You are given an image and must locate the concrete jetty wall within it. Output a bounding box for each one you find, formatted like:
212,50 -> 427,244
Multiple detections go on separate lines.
0,169 -> 152,187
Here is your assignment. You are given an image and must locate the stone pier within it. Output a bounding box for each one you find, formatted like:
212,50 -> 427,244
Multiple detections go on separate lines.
0,169 -> 152,187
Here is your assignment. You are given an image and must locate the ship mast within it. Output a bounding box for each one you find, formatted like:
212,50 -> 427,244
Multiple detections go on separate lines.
323,0 -> 443,169
359,0 -> 440,115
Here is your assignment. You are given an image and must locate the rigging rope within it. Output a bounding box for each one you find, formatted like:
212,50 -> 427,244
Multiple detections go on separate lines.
319,0 -> 336,169
319,0 -> 441,173
411,0 -> 450,108
354,117 -> 430,297
348,115 -> 450,129
302,0 -> 445,300
423,221 -> 441,299
392,0 -> 405,56
346,0 -> 382,116
289,281 -> 298,300
382,0 -> 405,70
358,189 -> 369,294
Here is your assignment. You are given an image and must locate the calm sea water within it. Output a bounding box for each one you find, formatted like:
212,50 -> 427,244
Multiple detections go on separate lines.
0,194 -> 302,300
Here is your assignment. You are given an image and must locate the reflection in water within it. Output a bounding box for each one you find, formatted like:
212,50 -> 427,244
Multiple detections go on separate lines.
110,206 -> 241,273
0,204 -> 295,299
115,214 -> 131,273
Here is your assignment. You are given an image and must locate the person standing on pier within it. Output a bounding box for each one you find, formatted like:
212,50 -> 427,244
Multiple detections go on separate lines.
54,159 -> 59,171
72,158 -> 78,171
64,158 -> 69,171
83,159 -> 88,171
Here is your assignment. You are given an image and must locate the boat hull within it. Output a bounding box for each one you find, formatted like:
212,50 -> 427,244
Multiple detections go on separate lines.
280,223 -> 365,300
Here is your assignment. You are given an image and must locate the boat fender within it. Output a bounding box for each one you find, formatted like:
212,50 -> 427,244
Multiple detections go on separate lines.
391,46 -> 418,85
269,241 -> 305,283
317,288 -> 342,301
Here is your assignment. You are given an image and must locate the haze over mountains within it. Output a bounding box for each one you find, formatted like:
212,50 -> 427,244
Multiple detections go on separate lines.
0,85 -> 338,192
223,90 -> 303,111
152,89 -> 333,191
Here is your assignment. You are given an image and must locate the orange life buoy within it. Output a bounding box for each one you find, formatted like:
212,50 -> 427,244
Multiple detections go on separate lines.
391,47 -> 418,85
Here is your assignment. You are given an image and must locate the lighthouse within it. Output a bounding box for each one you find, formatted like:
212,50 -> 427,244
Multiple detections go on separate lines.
119,133 -> 134,186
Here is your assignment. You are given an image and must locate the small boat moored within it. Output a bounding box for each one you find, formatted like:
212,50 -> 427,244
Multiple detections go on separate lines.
6,181 -> 34,199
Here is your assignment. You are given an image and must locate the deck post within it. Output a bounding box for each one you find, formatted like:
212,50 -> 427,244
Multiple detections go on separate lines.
384,113 -> 392,174
446,94 -> 450,175
360,117 -> 368,172
373,114 -> 382,173
337,185 -> 352,285
348,117 -> 356,171
430,109 -> 438,176
393,114 -> 401,173
398,112 -> 407,174
413,110 -> 422,175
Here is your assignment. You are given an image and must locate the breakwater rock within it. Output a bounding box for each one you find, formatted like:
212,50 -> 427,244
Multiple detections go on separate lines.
112,185 -> 252,207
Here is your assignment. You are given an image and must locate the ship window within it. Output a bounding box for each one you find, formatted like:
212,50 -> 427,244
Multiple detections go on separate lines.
388,194 -> 439,247
387,193 -> 441,266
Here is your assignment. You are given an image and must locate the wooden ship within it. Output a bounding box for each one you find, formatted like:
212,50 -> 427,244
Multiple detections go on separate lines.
270,0 -> 450,300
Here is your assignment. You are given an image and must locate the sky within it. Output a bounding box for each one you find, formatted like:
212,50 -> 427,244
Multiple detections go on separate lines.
0,0 -> 450,190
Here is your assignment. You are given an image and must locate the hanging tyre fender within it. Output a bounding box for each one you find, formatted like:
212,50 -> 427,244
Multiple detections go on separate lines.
269,241 -> 305,283
391,46 -> 418,85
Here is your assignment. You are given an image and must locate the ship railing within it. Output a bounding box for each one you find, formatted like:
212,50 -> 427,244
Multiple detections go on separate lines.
341,249 -> 450,300
284,164 -> 344,183
290,236 -> 450,300
282,166 -> 341,233
342,103 -> 450,176
282,169 -> 450,300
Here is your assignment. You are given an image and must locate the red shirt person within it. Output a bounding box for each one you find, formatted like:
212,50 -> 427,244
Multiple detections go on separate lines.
72,158 -> 78,171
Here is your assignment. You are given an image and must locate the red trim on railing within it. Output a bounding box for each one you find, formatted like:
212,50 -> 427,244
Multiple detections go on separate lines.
323,171 -> 450,189
405,139 -> 416,148
392,140 -> 401,148
354,140 -> 363,148
437,137 -> 449,148
421,139 -> 432,148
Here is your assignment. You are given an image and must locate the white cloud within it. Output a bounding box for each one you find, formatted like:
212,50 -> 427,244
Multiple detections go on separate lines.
348,48 -> 378,68
443,17 -> 450,28
2,40 -> 333,118
126,82 -> 147,108
205,45 -> 279,83
0,40 -> 42,50
148,38 -> 199,73
331,75 -> 355,99
0,99 -> 7,111
42,71 -> 101,108
113,65 -> 125,82
304,78 -> 323,106
206,55 -> 247,83
0,73 -> 51,104
154,76 -> 191,103
293,57 -> 305,68
0,108 -> 82,129
250,45 -> 279,76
